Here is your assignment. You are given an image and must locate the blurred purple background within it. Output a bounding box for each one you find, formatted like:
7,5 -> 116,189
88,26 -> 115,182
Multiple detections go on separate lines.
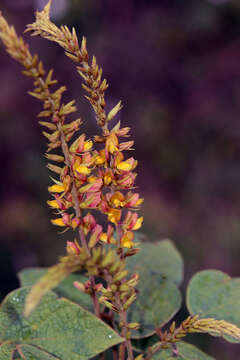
1,0 -> 240,357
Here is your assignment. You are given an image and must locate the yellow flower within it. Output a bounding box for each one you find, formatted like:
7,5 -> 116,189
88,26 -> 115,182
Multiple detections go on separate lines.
75,164 -> 91,175
121,231 -> 134,248
103,172 -> 113,185
136,198 -> 144,206
100,233 -> 108,243
95,150 -> 106,166
110,191 -> 125,207
51,218 -> 65,227
106,133 -> 118,154
132,216 -> 143,230
117,161 -> 132,171
107,208 -> 121,224
48,184 -> 65,193
88,176 -> 97,183
47,199 -> 59,209
83,140 -> 93,151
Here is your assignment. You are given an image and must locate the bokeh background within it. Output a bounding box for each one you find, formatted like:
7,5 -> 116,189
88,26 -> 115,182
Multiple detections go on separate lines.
1,0 -> 240,357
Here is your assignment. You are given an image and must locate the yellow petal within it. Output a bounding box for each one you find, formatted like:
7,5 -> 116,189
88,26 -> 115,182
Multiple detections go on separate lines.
75,164 -> 91,175
108,142 -> 118,154
51,218 -> 65,227
136,198 -> 144,206
121,232 -> 134,248
104,174 -> 112,185
108,209 -> 121,224
117,161 -> 132,172
132,216 -> 143,230
47,200 -> 59,209
121,240 -> 132,248
100,233 -> 108,243
48,184 -> 65,193
88,176 -> 97,183
95,155 -> 105,165
83,140 -> 93,151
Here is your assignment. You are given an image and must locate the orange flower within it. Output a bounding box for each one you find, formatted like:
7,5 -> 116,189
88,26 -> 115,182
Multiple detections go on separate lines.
116,157 -> 137,172
121,231 -> 134,248
109,191 -> 125,208
107,208 -> 121,224
100,225 -> 116,244
105,132 -> 119,154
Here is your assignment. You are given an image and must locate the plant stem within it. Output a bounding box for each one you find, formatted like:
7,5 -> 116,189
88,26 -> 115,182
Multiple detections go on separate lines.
119,309 -> 134,360
112,347 -> 118,360
115,293 -> 133,360
90,276 -> 100,318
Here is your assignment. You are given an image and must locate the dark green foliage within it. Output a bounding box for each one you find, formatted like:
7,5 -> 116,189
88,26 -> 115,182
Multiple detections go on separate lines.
187,270 -> 240,343
0,287 -> 122,359
151,341 -> 215,360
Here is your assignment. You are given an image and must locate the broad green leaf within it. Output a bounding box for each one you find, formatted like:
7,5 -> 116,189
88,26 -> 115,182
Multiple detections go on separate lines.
151,341 -> 215,359
186,270 -> 240,342
18,267 -> 93,311
0,287 -> 123,360
0,343 -> 13,359
17,344 -> 60,359
128,274 -> 181,337
126,238 -> 183,286
125,238 -> 183,338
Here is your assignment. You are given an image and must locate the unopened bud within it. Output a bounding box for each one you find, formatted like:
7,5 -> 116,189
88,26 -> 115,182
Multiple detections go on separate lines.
100,250 -> 115,267
108,284 -> 116,293
127,273 -> 139,287
73,281 -> 85,292
123,293 -> 136,310
99,296 -> 117,312
119,284 -> 130,292
128,322 -> 140,330
94,283 -> 103,292
113,270 -> 128,283
66,241 -> 80,255
170,321 -> 176,334
107,101 -> 122,122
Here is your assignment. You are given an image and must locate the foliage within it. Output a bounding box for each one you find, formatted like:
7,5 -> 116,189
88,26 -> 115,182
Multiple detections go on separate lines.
0,1 -> 240,359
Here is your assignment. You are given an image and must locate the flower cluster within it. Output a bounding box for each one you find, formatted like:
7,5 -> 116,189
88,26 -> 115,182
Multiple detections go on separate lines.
47,105 -> 143,249
0,6 -> 143,358
25,1 -> 144,251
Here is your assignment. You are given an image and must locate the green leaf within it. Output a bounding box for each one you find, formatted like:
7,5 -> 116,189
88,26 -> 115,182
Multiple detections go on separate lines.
128,274 -> 181,337
186,270 -> 240,342
0,287 -> 123,360
18,267 -> 93,311
127,238 -> 183,286
151,341 -> 215,360
0,343 -> 14,359
16,344 -> 60,359
125,238 -> 183,338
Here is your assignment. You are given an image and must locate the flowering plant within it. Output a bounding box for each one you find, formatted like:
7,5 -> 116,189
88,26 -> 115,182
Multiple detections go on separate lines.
1,2 -> 240,359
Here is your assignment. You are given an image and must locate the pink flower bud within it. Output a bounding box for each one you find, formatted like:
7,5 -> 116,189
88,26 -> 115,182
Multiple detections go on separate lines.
62,212 -> 71,226
66,241 -> 80,255
83,213 -> 96,229
89,224 -> 103,248
125,193 -> 139,207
